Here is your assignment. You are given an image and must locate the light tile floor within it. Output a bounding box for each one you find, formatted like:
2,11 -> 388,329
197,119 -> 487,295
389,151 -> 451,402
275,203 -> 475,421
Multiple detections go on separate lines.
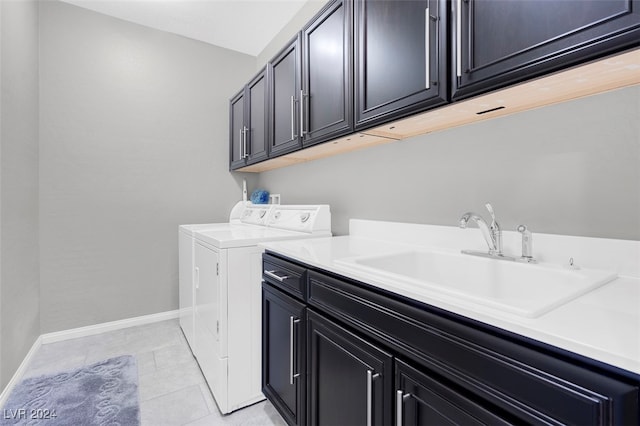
21,319 -> 287,426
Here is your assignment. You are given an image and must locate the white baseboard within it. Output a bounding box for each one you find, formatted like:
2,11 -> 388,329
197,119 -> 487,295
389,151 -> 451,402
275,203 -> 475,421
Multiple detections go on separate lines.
0,336 -> 42,409
0,310 -> 180,405
41,310 -> 180,344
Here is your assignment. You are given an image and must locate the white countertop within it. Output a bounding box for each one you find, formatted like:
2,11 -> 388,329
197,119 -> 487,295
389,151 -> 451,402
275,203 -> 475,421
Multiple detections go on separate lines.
259,220 -> 640,376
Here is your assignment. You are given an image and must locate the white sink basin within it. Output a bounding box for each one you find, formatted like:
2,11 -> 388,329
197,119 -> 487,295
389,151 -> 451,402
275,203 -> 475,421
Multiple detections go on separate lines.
335,250 -> 617,318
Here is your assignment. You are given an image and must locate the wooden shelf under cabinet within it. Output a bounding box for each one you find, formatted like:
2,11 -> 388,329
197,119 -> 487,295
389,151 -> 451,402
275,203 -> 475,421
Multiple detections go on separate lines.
236,48 -> 640,173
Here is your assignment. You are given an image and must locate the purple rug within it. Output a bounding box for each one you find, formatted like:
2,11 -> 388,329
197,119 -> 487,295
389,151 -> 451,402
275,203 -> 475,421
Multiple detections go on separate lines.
1,355 -> 140,425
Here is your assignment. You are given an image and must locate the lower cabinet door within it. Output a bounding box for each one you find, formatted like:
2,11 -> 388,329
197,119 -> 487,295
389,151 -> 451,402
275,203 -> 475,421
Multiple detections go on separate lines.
262,284 -> 306,426
307,310 -> 393,426
395,359 -> 512,426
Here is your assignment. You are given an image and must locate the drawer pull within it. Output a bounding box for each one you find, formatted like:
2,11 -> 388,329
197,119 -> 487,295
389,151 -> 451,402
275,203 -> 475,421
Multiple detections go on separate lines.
265,270 -> 289,282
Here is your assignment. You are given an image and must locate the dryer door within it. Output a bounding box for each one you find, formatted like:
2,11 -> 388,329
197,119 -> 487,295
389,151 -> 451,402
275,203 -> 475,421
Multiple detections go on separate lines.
194,241 -> 229,410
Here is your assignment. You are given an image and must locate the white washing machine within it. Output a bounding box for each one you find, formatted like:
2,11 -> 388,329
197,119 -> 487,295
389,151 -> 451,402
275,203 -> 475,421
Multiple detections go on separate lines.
178,202 -> 270,350
178,204 -> 331,414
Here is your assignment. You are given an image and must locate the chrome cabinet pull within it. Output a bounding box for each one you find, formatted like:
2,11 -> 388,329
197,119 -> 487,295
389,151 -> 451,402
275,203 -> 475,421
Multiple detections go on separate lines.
396,390 -> 411,426
456,0 -> 462,77
289,316 -> 301,385
290,95 -> 298,140
425,7 -> 430,89
299,89 -> 306,136
366,370 -> 381,426
239,128 -> 243,159
242,126 -> 249,159
265,270 -> 289,282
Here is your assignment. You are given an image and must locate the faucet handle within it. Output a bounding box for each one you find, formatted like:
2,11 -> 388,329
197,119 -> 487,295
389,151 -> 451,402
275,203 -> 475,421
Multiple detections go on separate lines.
516,224 -> 536,263
485,203 -> 496,222
485,203 -> 499,232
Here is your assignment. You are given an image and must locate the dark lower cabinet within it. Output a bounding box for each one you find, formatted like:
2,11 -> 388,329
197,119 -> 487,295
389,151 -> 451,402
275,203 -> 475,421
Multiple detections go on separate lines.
354,0 -> 448,130
307,310 -> 393,426
262,284 -> 306,426
262,252 -> 640,426
452,0 -> 640,100
395,359 -> 512,426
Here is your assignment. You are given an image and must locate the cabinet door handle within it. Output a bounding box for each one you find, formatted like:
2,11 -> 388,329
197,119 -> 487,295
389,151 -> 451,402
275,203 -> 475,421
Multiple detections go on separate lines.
242,126 -> 249,159
290,95 -> 298,140
395,390 -> 411,426
299,89 -> 306,136
425,7 -> 430,89
456,0 -> 462,77
194,266 -> 200,289
366,370 -> 381,426
265,270 -> 289,282
239,128 -> 244,159
289,316 -> 301,385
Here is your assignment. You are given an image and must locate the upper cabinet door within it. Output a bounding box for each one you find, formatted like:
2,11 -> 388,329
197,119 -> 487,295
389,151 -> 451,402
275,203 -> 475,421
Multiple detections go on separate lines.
354,0 -> 448,130
301,0 -> 354,147
229,89 -> 246,170
452,0 -> 640,100
269,36 -> 302,158
246,67 -> 269,165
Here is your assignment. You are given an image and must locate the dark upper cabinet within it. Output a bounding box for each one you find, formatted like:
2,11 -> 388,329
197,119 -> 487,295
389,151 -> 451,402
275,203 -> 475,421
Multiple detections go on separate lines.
230,0 -> 639,170
262,284 -> 306,426
301,0 -> 353,147
247,70 -> 269,164
229,67 -> 269,170
269,35 -> 303,157
229,89 -> 246,170
307,310 -> 393,426
395,359 -> 512,426
354,0 -> 448,130
452,0 -> 640,100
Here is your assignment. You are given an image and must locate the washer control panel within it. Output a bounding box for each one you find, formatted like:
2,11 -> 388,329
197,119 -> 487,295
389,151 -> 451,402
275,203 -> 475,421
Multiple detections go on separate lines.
268,205 -> 331,233
240,205 -> 274,226
237,204 -> 331,234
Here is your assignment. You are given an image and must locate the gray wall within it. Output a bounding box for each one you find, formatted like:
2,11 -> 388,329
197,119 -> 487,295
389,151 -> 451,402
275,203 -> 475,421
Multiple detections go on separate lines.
0,0 -> 41,388
258,86 -> 640,239
39,1 -> 257,333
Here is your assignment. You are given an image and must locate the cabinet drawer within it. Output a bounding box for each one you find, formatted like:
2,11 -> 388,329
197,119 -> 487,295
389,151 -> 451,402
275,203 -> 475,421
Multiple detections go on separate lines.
263,253 -> 306,300
307,271 -> 639,425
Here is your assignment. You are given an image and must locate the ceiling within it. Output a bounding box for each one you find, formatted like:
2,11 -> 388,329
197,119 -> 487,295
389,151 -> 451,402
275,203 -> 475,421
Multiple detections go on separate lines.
60,0 -> 311,56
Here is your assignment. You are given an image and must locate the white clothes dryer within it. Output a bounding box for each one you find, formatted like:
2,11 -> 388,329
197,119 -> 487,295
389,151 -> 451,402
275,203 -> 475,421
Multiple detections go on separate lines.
178,204 -> 331,414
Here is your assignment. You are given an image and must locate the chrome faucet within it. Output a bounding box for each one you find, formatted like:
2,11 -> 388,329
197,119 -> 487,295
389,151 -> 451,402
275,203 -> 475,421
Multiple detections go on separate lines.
459,204 -> 537,262
459,203 -> 503,255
